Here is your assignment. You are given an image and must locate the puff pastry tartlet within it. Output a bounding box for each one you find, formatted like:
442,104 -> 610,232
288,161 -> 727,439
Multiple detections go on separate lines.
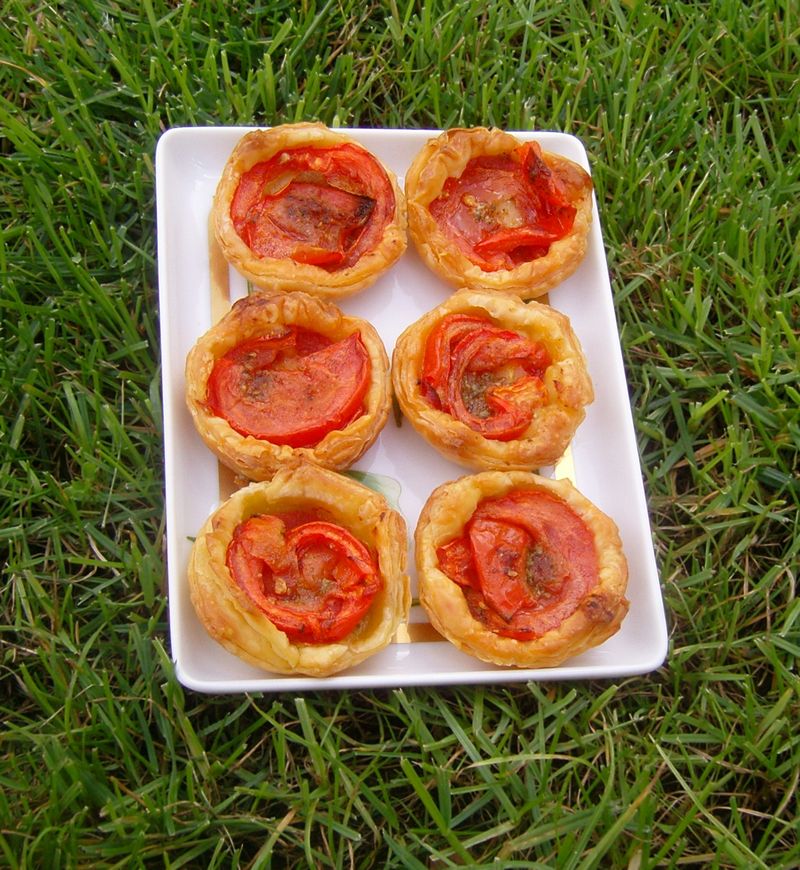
405,127 -> 593,298
188,463 -> 410,676
186,291 -> 390,479
212,122 -> 407,298
391,289 -> 593,470
415,471 -> 629,667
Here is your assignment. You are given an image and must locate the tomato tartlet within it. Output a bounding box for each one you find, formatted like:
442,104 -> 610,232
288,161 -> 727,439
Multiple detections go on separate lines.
415,471 -> 628,667
391,289 -> 593,470
212,123 -> 407,298
188,463 -> 410,676
405,127 -> 593,298
185,291 -> 390,479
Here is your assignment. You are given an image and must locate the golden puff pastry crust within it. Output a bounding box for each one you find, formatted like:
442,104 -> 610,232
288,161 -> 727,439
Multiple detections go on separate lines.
405,127 -> 593,298
212,122 -> 407,298
415,471 -> 629,668
391,289 -> 593,471
185,291 -> 390,480
188,462 -> 410,677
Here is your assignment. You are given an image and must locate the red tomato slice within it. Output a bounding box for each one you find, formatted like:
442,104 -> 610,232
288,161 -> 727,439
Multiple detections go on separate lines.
239,181 -> 376,267
207,328 -> 370,447
227,514 -> 296,604
436,536 -> 478,589
472,226 -> 561,258
227,515 -> 382,644
420,313 -> 551,441
427,141 -> 578,272
420,313 -> 486,408
467,517 -> 534,621
446,327 -> 547,441
436,490 -> 599,639
231,144 -> 395,271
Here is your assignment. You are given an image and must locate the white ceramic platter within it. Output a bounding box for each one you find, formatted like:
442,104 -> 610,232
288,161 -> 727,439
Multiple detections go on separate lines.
155,127 -> 668,693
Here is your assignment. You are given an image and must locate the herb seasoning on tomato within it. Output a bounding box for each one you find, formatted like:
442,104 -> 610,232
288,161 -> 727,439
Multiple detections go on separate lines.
207,325 -> 370,447
436,490 -> 598,639
227,510 -> 382,644
419,313 -> 551,441
428,141 -> 585,272
230,144 -> 396,270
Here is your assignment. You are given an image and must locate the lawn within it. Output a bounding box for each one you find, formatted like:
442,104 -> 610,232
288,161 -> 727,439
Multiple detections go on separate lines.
1,0 -> 798,867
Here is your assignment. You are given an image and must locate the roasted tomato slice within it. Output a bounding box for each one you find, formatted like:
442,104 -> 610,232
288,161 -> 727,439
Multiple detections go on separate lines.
419,313 -> 485,408
427,141 -> 578,272
207,326 -> 370,447
231,144 -> 396,271
436,490 -> 599,640
227,514 -> 382,644
419,313 -> 550,441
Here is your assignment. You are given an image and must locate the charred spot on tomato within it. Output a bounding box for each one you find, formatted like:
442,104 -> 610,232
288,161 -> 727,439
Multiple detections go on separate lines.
523,544 -> 568,604
459,370 -> 497,419
354,194 -> 376,221
282,186 -> 373,229
580,593 -> 617,625
524,145 -> 552,186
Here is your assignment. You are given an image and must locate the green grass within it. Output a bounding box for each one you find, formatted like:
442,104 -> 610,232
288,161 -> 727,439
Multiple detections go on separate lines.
1,0 -> 798,866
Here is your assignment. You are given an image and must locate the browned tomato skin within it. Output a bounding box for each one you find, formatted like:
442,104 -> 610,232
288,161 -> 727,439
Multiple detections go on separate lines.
419,313 -> 551,442
230,144 -> 396,271
427,142 -> 578,272
436,490 -> 599,639
227,513 -> 382,644
206,327 -> 371,448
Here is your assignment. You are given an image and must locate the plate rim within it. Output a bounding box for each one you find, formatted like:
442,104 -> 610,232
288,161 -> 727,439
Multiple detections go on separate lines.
155,125 -> 669,693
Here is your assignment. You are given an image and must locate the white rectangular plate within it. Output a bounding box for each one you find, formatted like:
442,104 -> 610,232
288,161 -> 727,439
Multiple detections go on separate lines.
155,127 -> 668,693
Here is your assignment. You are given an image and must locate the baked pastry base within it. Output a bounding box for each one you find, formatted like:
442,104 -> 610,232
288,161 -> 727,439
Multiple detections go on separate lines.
212,122 -> 407,299
391,289 -> 593,470
405,127 -> 593,298
415,471 -> 629,668
185,291 -> 391,480
188,462 -> 410,676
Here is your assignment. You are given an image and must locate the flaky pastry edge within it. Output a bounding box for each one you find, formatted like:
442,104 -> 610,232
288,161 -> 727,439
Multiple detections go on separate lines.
415,470 -> 629,668
188,462 -> 410,676
391,289 -> 594,470
405,127 -> 593,298
185,291 -> 391,480
212,122 -> 407,299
